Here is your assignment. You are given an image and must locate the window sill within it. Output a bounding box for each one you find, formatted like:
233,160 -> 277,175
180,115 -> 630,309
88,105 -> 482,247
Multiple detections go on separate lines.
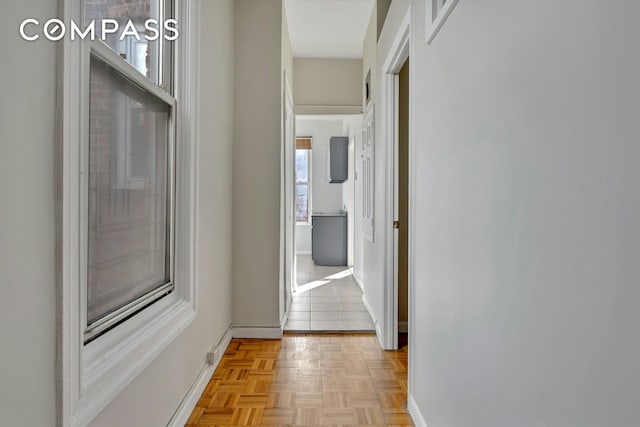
72,296 -> 195,427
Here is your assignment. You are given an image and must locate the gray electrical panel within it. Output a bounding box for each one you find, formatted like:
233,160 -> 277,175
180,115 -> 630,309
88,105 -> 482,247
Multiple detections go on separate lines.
311,212 -> 347,266
328,136 -> 348,183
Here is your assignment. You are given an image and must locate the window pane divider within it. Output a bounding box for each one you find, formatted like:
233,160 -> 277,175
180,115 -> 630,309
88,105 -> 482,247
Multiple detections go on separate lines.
90,40 -> 175,107
84,281 -> 175,343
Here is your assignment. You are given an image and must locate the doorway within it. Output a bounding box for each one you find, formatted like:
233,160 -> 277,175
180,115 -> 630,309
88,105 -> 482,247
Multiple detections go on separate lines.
282,73 -> 295,325
381,8 -> 411,351
286,114 -> 374,332
397,59 -> 409,348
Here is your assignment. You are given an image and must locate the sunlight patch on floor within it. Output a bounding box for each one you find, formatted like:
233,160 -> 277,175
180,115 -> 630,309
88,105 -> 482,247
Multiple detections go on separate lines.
294,279 -> 331,295
323,269 -> 353,280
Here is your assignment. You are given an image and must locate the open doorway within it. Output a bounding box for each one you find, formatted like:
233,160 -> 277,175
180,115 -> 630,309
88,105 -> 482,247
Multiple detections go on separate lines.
397,59 -> 409,348
282,73 -> 295,326
286,115 -> 375,332
381,8 -> 411,351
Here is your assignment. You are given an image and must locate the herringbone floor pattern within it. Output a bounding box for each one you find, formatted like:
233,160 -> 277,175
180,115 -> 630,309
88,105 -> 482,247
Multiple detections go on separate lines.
185,334 -> 413,427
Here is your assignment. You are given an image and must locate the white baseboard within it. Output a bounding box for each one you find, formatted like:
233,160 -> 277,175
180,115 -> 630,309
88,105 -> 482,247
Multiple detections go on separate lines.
408,395 -> 428,427
280,305 -> 290,330
399,321 -> 408,333
361,293 -> 382,343
232,325 -> 283,339
351,269 -> 364,292
361,293 -> 376,325
167,327 -> 232,427
374,322 -> 383,344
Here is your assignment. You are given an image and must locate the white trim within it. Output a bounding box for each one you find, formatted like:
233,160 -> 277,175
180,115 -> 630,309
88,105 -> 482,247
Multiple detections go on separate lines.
211,327 -> 233,367
56,1 -> 201,426
361,293 -> 382,345
282,71 -> 295,324
294,136 -> 312,225
406,7 -> 418,402
167,327 -> 232,427
361,293 -> 376,324
280,305 -> 290,330
381,7 -> 411,351
351,268 -> 364,292
169,365 -> 215,426
232,326 -> 283,339
296,250 -> 312,256
90,40 -> 174,106
408,395 -> 428,427
426,0 -> 460,44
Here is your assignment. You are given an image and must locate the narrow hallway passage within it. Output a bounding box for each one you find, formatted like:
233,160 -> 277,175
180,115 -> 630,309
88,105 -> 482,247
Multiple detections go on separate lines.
286,256 -> 375,332
185,335 -> 412,426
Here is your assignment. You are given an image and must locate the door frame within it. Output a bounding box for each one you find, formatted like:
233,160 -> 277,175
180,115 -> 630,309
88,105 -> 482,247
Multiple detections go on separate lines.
281,71 -> 295,327
381,8 -> 412,353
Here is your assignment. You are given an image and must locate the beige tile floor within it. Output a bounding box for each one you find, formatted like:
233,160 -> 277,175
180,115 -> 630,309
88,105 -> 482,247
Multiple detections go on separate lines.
285,255 -> 375,332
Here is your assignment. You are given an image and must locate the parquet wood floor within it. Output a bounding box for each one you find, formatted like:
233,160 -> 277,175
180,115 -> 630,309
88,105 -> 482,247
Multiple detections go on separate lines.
185,334 -> 413,427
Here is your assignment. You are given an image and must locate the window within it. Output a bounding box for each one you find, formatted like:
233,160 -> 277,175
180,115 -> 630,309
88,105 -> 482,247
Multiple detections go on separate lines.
59,0 -> 199,424
426,0 -> 460,44
296,137 -> 312,223
84,0 -> 175,343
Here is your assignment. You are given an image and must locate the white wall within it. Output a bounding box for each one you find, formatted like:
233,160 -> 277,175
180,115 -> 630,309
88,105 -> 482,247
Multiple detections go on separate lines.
0,0 -> 57,425
375,1 -> 640,426
232,0 -> 283,328
281,5 -> 294,87
90,1 -> 235,425
294,58 -> 363,113
295,223 -> 312,255
376,0 -> 391,39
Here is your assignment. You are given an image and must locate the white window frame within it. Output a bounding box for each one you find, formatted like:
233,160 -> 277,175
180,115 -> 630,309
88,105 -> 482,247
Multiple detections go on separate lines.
56,1 -> 201,426
426,0 -> 460,44
295,137 -> 312,224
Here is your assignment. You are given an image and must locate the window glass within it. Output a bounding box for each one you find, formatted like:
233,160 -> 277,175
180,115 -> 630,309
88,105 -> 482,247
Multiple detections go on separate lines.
84,0 -> 162,84
295,150 -> 309,182
296,183 -> 309,223
87,56 -> 171,324
295,147 -> 311,222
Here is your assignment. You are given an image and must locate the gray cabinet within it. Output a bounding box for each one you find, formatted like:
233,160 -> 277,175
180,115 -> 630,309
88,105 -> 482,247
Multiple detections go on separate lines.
328,136 -> 348,183
311,213 -> 347,266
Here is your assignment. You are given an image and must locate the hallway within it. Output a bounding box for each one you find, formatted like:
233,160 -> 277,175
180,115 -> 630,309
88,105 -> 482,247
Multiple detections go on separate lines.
185,335 -> 412,426
5,0 -> 639,425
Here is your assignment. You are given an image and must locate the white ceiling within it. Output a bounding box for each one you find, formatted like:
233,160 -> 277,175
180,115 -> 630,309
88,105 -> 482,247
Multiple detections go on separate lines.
285,0 -> 375,59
